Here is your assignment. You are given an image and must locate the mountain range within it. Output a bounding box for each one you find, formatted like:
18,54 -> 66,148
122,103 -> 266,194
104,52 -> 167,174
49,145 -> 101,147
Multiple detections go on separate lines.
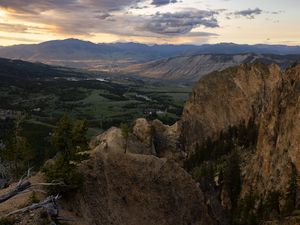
1,39 -> 300,71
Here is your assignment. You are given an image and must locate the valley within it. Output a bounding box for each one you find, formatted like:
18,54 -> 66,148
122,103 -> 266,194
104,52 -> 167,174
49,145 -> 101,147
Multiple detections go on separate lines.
0,58 -> 191,166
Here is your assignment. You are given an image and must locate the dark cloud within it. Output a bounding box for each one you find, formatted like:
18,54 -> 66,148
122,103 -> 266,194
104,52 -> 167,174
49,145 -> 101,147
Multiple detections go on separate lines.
143,10 -> 219,35
270,10 -> 284,15
0,0 -> 141,14
151,0 -> 177,7
95,12 -> 112,20
234,8 -> 263,19
82,0 -> 141,11
0,0 -> 77,14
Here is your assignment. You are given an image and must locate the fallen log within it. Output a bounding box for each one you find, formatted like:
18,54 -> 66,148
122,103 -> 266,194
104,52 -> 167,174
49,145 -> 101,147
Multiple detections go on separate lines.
7,195 -> 60,217
0,181 -> 31,203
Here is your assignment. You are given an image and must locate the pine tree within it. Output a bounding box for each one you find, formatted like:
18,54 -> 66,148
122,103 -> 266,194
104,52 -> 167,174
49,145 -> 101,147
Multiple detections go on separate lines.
223,151 -> 241,208
51,113 -> 73,162
72,120 -> 89,152
44,114 -> 88,195
1,113 -> 33,178
283,162 -> 298,214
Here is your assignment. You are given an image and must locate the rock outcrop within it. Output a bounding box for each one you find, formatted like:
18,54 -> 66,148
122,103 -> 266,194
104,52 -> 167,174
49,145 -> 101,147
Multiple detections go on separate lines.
69,127 -> 217,225
76,155 -> 214,225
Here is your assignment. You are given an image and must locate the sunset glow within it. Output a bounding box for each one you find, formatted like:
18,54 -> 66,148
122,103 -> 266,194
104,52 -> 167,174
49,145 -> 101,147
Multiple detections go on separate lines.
0,0 -> 299,46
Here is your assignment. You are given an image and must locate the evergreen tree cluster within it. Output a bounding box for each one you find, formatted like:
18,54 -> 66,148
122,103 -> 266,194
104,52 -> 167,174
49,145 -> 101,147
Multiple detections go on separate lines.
43,114 -> 89,196
0,114 -> 33,178
234,162 -> 298,225
184,118 -> 258,172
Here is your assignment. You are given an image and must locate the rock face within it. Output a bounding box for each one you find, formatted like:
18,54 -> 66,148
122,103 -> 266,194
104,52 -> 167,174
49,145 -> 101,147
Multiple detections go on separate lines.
181,63 -> 281,153
180,62 -> 300,201
68,128 -> 217,225
242,64 -> 300,196
151,119 -> 185,161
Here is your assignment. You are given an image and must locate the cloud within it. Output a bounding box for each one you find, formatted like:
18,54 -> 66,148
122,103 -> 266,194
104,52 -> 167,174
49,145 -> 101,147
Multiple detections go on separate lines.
234,8 -> 263,19
0,0 -> 220,44
94,12 -> 112,20
142,10 -> 219,35
0,35 -> 41,43
0,0 -> 77,14
82,0 -> 141,11
0,23 -> 28,33
151,0 -> 177,7
0,0 -> 141,15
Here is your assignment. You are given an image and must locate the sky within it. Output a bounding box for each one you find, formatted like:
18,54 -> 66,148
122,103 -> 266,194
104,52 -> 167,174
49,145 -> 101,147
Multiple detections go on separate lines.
0,0 -> 299,46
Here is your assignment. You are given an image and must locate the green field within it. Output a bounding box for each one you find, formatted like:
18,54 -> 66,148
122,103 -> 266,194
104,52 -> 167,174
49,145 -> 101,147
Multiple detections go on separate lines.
0,76 -> 191,137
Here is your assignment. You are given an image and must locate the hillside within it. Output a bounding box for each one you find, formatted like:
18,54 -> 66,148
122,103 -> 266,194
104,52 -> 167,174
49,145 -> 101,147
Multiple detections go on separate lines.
123,54 -> 300,82
0,58 -> 89,80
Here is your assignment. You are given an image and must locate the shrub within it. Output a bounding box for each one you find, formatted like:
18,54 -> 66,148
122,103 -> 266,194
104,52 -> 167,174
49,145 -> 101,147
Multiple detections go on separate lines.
0,217 -> 16,225
43,156 -> 84,196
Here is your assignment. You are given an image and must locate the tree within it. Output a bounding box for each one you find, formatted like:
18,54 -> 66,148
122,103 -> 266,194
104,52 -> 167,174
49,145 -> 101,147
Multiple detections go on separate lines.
43,114 -> 88,196
50,113 -> 73,163
283,162 -> 298,214
120,123 -> 130,153
1,113 -> 33,178
72,120 -> 89,153
223,151 -> 241,209
261,191 -> 281,219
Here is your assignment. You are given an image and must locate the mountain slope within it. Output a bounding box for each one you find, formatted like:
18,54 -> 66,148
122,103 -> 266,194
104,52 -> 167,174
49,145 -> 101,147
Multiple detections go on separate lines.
0,57 -> 87,80
123,54 -> 300,82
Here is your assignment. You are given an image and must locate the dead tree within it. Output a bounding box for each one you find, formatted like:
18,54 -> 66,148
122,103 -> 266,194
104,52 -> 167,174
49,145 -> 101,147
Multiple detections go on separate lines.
0,168 -> 67,224
7,195 -> 60,217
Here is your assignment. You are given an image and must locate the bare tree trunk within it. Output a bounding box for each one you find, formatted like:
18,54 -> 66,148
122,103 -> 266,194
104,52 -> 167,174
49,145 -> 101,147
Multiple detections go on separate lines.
0,180 -> 31,203
7,195 -> 60,217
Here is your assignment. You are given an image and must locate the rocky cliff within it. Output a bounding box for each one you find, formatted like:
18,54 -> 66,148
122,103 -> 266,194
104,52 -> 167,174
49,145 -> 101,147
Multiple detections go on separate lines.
242,64 -> 300,196
180,62 -> 300,222
181,63 -> 281,153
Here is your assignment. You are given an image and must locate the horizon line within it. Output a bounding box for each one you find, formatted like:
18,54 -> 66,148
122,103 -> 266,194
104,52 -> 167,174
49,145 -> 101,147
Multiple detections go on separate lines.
1,38 -> 300,48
